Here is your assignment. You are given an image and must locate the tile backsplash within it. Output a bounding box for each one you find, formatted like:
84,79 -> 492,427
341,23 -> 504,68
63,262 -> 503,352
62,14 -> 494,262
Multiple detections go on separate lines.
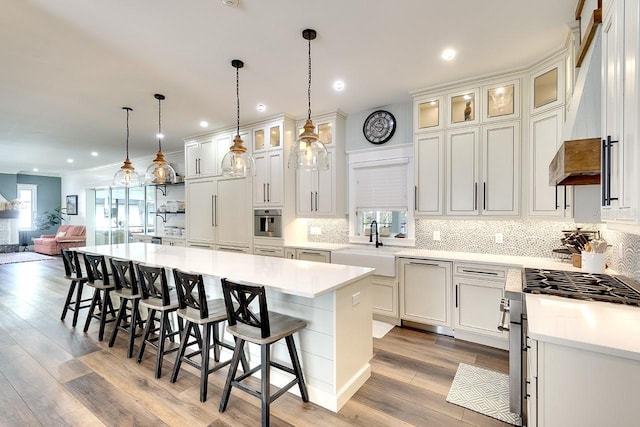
305,218 -> 640,281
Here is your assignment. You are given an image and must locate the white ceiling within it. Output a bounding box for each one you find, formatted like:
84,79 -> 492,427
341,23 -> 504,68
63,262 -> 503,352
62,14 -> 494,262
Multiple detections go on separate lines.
1,0 -> 576,176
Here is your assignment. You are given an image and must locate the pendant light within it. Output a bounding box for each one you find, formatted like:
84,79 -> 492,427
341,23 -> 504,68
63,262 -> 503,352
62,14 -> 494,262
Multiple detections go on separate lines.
288,28 -> 329,171
221,59 -> 256,177
113,107 -> 142,187
145,93 -> 176,184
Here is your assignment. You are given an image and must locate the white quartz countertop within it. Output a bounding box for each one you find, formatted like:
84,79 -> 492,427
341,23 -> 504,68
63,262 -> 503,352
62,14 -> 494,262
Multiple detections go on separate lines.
77,243 -> 373,298
526,293 -> 640,361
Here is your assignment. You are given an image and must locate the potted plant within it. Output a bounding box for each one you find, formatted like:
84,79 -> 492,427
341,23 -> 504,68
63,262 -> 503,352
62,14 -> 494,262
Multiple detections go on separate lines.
35,206 -> 67,233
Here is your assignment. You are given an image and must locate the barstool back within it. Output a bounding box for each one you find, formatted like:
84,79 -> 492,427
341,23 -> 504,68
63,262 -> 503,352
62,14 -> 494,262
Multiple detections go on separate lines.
83,253 -> 110,285
110,258 -> 139,294
137,264 -> 170,305
221,279 -> 270,339
61,249 -> 83,279
172,269 -> 209,319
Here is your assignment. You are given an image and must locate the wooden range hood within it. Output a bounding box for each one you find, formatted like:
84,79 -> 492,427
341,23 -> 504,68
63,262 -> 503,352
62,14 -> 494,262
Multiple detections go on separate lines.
549,137 -> 601,186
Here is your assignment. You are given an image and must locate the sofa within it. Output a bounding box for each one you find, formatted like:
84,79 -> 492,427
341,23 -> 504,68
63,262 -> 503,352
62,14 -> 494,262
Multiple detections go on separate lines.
33,225 -> 87,255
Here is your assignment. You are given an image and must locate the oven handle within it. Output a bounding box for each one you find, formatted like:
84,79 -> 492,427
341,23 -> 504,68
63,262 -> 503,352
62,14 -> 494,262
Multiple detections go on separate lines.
497,298 -> 510,332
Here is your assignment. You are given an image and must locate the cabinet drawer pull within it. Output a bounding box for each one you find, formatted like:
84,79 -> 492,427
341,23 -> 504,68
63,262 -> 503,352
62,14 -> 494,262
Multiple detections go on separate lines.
300,251 -> 322,256
461,269 -> 498,276
408,262 -> 439,267
219,247 -> 244,252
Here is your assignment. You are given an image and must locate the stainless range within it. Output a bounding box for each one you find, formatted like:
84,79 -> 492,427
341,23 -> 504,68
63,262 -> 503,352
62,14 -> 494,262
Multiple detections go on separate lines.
503,268 -> 640,425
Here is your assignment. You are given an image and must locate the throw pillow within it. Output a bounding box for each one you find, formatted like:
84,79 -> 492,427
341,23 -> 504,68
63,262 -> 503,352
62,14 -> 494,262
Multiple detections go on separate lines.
56,231 -> 67,238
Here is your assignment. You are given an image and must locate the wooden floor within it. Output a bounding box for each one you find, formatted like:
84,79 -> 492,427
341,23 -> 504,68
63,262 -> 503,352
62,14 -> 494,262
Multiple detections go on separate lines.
0,257 -> 511,427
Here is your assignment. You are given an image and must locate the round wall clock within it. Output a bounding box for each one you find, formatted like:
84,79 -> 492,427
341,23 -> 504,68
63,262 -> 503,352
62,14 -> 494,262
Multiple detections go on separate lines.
363,110 -> 396,144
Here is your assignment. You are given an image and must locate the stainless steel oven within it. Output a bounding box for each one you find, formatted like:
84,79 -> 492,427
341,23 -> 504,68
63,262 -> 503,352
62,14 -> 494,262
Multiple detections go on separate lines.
253,209 -> 282,238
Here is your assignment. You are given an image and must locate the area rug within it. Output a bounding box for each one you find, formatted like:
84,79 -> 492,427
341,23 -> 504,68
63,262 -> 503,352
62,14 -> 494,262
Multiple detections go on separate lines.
372,320 -> 394,339
0,252 -> 54,265
446,363 -> 522,426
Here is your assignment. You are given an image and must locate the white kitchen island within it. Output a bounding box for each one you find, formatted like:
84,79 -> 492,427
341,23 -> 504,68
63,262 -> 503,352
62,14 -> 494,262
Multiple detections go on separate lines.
77,243 -> 374,412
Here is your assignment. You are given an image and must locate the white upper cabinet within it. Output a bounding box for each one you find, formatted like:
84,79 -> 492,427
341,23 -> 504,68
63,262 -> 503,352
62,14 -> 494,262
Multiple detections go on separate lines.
185,137 -> 216,178
482,79 -> 520,123
414,96 -> 444,133
601,0 -> 640,225
482,121 -> 520,216
529,60 -> 565,114
184,129 -> 250,179
295,111 -> 346,217
446,128 -> 480,215
448,88 -> 480,128
253,121 -> 284,207
414,132 -> 444,215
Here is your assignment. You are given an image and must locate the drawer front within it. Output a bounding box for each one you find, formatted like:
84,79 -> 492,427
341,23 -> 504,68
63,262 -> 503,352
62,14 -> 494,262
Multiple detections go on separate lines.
454,262 -> 508,281
254,246 -> 285,258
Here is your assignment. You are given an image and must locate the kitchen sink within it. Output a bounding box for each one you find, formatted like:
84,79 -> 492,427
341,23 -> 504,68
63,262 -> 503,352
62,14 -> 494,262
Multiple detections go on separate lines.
331,246 -> 401,277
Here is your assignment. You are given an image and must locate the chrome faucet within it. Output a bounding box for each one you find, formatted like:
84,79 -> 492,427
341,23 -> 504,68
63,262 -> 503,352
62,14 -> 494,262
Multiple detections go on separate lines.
369,220 -> 383,248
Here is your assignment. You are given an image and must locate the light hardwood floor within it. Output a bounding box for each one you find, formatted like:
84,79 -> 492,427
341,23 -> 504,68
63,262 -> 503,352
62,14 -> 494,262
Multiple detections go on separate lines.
0,257 -> 510,426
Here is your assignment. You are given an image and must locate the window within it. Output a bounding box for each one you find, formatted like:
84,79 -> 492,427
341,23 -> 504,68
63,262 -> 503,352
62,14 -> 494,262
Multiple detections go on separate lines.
347,146 -> 415,246
17,184 -> 37,230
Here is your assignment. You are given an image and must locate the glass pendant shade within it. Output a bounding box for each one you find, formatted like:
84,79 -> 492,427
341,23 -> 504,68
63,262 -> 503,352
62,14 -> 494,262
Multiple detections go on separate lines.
221,134 -> 256,177
113,107 -> 142,187
146,93 -> 176,184
288,119 -> 329,171
145,151 -> 176,184
221,59 -> 255,177
288,28 -> 329,171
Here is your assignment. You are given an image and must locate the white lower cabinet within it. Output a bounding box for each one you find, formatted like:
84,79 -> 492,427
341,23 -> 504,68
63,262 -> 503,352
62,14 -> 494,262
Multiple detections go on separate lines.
399,258 -> 452,327
372,275 -> 398,320
452,263 -> 508,348
162,238 -> 185,247
284,248 -> 296,259
296,249 -> 330,263
525,337 -> 640,427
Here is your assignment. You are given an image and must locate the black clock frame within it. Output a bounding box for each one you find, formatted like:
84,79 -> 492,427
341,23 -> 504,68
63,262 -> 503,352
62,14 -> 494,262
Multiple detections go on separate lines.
363,110 -> 397,144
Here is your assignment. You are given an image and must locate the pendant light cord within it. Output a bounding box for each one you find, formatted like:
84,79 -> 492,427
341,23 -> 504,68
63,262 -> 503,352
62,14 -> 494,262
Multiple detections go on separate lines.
157,96 -> 163,151
124,107 -> 132,159
307,35 -> 312,121
236,64 -> 240,136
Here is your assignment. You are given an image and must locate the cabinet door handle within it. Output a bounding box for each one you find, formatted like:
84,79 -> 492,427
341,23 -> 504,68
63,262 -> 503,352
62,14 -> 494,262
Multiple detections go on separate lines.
211,195 -> 215,226
267,182 -> 270,202
483,182 -> 486,211
315,192 -> 318,211
555,185 -> 559,210
602,138 -> 607,206
310,192 -> 314,211
455,284 -> 459,308
607,135 -> 619,204
213,195 -> 218,226
414,185 -> 418,210
263,183 -> 266,203
564,186 -> 568,210
473,183 -> 477,211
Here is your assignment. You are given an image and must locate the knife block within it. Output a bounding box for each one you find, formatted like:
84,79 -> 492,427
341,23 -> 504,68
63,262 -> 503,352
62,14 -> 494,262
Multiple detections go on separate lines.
572,254 -> 582,268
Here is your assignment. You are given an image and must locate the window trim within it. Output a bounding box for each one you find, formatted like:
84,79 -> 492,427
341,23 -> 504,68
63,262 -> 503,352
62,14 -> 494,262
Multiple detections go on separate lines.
17,183 -> 38,231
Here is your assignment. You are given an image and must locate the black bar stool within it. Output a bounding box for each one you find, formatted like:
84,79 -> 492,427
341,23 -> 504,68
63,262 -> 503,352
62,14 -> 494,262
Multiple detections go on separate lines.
136,264 -> 181,378
108,258 -> 145,358
170,269 -> 248,403
60,249 -> 91,327
82,253 -> 117,341
219,278 -> 309,427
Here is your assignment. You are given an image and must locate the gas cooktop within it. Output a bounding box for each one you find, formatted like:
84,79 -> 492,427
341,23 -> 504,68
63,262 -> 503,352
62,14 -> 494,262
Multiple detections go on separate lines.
523,268 -> 640,307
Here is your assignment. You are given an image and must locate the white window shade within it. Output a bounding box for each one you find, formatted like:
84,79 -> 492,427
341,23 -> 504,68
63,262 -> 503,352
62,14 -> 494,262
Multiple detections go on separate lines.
354,159 -> 408,210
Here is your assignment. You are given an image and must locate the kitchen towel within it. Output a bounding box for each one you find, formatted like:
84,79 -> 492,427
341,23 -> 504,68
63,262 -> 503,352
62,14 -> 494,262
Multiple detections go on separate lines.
446,363 -> 522,426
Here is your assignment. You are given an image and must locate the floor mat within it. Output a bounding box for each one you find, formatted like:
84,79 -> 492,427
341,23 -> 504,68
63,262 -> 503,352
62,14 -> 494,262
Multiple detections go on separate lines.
372,320 -> 394,339
446,363 -> 522,426
0,251 -> 54,265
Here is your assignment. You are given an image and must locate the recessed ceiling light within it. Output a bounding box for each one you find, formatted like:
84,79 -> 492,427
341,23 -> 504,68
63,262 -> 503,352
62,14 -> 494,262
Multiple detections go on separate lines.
221,0 -> 239,7
441,48 -> 456,61
67,158 -> 74,163
91,151 -> 98,157
257,104 -> 266,112
333,80 -> 345,91
33,168 -> 39,172
200,121 -> 209,128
